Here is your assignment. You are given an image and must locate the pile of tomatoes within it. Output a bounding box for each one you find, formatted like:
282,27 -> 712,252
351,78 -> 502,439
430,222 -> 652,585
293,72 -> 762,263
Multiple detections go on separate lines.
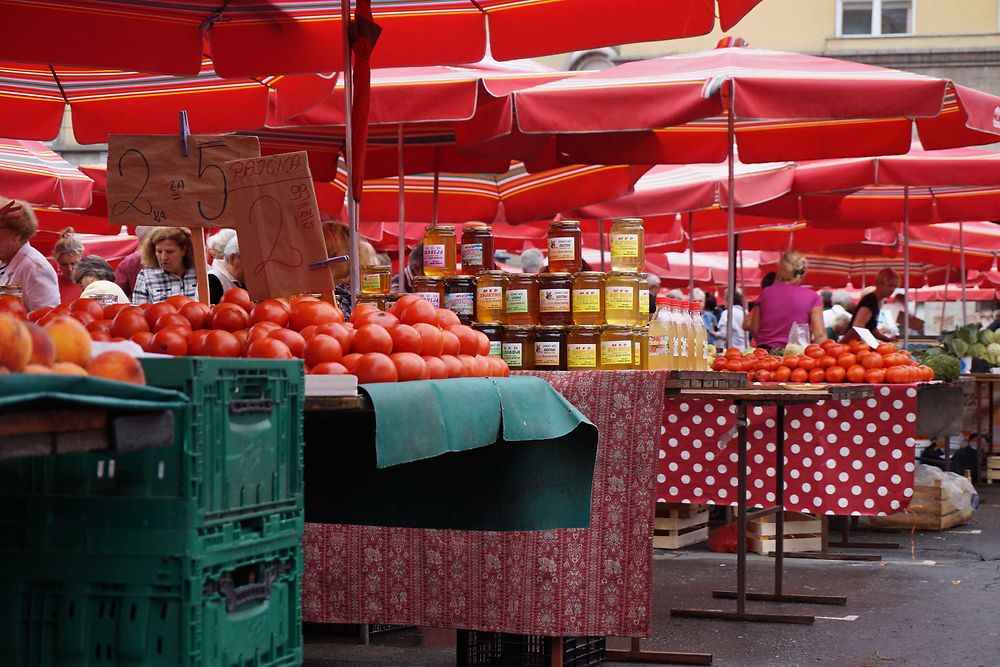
23,289 -> 509,384
710,339 -> 935,384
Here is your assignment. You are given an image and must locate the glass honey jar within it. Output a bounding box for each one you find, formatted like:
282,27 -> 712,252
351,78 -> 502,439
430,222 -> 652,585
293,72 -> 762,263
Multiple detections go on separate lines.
412,275 -> 445,309
355,293 -> 387,311
444,276 -> 476,325
360,264 -> 391,295
572,271 -> 605,325
600,324 -> 635,370
609,217 -> 644,272
422,225 -> 457,277
472,322 -> 504,358
632,326 -> 647,370
537,272 -> 573,326
502,325 -> 535,370
566,324 -> 601,371
547,220 -> 582,273
604,271 -> 639,325
505,273 -> 539,325
534,325 -> 568,371
476,270 -> 507,324
637,272 -> 650,323
461,223 -> 494,275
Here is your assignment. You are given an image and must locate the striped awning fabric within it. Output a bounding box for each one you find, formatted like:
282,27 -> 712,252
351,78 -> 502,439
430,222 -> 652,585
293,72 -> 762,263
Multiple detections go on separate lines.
0,138 -> 92,209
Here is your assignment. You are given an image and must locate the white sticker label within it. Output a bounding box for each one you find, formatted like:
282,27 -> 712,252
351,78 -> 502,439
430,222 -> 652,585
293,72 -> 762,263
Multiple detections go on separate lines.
423,244 -> 446,268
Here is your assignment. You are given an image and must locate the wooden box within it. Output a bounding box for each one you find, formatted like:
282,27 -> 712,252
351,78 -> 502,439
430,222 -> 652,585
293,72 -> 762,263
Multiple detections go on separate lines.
652,503 -> 709,549
869,480 -> 973,531
746,511 -> 822,555
986,456 -> 1000,485
664,370 -> 747,391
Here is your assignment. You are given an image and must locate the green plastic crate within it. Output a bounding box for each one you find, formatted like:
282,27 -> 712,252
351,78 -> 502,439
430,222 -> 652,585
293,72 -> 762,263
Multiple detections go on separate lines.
0,537 -> 302,667
0,358 -> 304,527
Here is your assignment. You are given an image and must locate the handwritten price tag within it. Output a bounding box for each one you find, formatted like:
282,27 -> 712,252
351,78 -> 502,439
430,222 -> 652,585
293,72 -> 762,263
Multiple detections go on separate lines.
107,135 -> 260,228
224,151 -> 334,301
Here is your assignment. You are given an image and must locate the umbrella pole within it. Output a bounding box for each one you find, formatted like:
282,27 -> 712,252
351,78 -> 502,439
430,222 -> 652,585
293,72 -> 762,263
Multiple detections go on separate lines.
599,219 -> 606,272
903,186 -> 910,348
960,220 -> 967,326
739,243 -> 745,303
397,124 -> 406,288
432,158 -> 440,227
687,212 -> 694,296
941,259 -> 951,333
725,99 -> 736,348
342,0 -> 360,303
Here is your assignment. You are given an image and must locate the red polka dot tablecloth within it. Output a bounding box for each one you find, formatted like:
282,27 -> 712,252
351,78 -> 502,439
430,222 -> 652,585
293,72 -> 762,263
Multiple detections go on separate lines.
658,384 -> 918,515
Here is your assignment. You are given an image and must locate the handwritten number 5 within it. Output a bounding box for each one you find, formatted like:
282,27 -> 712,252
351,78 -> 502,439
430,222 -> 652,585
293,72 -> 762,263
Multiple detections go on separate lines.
111,149 -> 153,217
197,142 -> 228,221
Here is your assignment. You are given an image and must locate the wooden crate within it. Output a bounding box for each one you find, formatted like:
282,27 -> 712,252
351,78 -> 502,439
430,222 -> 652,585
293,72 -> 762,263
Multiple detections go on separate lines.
986,456 -> 1000,485
745,511 -> 822,556
869,480 -> 973,531
652,503 -> 709,549
664,370 -> 747,391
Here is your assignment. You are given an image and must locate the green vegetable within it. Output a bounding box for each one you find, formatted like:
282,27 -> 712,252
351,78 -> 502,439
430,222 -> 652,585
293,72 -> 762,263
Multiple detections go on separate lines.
951,339 -> 969,357
783,344 -> 804,357
925,354 -> 960,382
979,329 -> 996,346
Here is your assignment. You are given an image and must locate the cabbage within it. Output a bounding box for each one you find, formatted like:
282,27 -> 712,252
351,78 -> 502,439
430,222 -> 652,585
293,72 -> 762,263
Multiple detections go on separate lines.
783,344 -> 804,357
979,329 -> 996,346
926,354 -> 960,382
952,339 -> 969,357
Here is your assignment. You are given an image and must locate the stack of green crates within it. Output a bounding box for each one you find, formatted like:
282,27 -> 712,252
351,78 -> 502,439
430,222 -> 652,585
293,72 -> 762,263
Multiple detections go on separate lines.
0,357 -> 305,667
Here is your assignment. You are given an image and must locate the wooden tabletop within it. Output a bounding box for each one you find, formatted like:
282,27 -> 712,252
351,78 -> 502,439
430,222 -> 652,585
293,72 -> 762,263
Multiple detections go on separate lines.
968,373 -> 1000,382
665,384 -> 874,405
304,394 -> 372,412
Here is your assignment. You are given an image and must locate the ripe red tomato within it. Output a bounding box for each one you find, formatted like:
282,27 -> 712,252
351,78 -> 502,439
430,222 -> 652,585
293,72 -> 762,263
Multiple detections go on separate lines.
783,355 -> 800,369
457,354 -> 480,377
130,331 -> 155,351
69,298 -> 103,320
797,356 -> 817,371
143,302 -> 177,329
0,295 -> 27,319
154,313 -> 192,333
179,302 -> 211,330
355,352 -> 398,383
315,322 -> 352,353
864,368 -> 885,384
102,303 -> 129,320
439,354 -> 464,378
884,366 -> 909,384
353,323 -> 394,355
163,295 -> 193,310
473,330 -> 490,356
447,325 -> 481,356
789,368 -> 808,383
399,298 -> 437,326
150,329 -> 188,356
250,299 -> 290,327
246,337 -> 293,359
299,325 -> 319,340
311,362 -> 349,375
349,303 -> 379,326
389,294 -> 421,316
304,334 -> 343,367
440,329 -> 461,356
268,328 -> 306,357
233,329 -> 248,353
846,364 -> 866,383
110,308 -> 150,339
86,319 -> 111,334
861,353 -> 883,369
201,330 -> 241,357
210,304 -> 250,332
818,356 -> 837,369
804,344 -> 825,359
70,310 -> 96,326
423,356 -> 448,379
221,287 -> 253,313
712,358 -> 728,371
340,353 -> 362,373
754,369 -> 772,383
391,352 -> 429,381
837,353 -> 857,369
187,329 -> 212,355
875,343 -> 896,356
435,308 -> 461,329
290,300 -> 343,331
413,323 -> 444,357
356,311 -> 399,330
808,368 -> 827,383
773,366 -> 792,382
389,324 -> 423,355
825,365 -> 846,383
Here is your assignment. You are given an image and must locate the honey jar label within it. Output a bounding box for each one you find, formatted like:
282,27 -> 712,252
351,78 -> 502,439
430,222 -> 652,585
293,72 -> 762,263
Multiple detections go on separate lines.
605,285 -> 634,311
415,292 -> 441,308
362,274 -> 383,292
548,236 -> 576,261
535,341 -> 560,366
477,286 -> 503,309
489,340 -> 502,357
445,292 -> 474,316
638,289 -> 650,313
610,233 -> 639,258
424,244 -> 446,268
601,339 -> 632,365
572,289 -> 601,312
506,289 -> 529,313
461,243 -> 483,267
634,341 -> 642,365
501,342 -> 523,367
539,288 -> 570,312
567,343 -> 597,368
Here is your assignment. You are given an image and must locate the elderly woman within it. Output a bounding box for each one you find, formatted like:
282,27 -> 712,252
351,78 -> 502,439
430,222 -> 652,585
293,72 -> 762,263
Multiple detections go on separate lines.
746,250 -> 827,351
0,199 -> 59,311
73,255 -> 129,304
208,235 -> 244,303
132,226 -> 198,305
51,227 -> 84,304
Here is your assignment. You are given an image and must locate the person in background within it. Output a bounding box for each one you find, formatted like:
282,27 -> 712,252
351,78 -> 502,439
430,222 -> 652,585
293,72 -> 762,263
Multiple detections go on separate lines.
988,310 -> 1000,332
132,227 -> 198,305
207,236 -> 244,304
746,251 -> 826,351
205,229 -> 236,268
520,247 -> 546,273
51,227 -> 84,304
115,225 -> 155,300
0,198 -> 59,311
322,221 -> 378,319
391,243 -> 423,293
841,268 -> 900,343
647,273 -> 661,314
831,289 -> 855,314
665,288 -> 684,300
73,255 -> 129,304
702,291 -> 721,345
717,288 -> 747,350
742,271 -> 776,339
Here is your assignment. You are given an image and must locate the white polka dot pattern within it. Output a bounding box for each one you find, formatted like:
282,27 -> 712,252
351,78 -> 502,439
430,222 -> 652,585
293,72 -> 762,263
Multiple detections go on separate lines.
656,388 -> 917,515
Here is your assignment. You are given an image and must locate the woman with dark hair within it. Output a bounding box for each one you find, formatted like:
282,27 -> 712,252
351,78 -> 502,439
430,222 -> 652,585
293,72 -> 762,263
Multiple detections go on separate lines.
74,255 -> 129,304
131,226 -> 198,305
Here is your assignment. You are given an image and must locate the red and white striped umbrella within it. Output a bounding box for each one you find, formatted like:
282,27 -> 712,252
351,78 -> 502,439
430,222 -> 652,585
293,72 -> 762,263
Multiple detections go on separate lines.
0,138 -> 93,209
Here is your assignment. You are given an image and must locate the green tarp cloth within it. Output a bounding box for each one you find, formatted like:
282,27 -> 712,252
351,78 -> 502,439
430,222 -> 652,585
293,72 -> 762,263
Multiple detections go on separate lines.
0,375 -> 189,413
304,376 -> 598,531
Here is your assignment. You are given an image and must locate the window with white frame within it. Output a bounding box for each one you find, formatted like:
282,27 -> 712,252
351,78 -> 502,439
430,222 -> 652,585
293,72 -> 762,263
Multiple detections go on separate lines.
838,0 -> 913,36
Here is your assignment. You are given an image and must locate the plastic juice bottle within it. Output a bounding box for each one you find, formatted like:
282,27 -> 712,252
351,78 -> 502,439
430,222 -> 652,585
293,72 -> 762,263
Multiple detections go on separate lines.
689,302 -> 707,371
674,299 -> 692,371
647,297 -> 673,370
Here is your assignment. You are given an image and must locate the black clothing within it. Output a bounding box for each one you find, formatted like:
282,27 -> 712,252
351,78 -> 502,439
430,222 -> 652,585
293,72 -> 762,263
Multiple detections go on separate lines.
855,291 -> 881,333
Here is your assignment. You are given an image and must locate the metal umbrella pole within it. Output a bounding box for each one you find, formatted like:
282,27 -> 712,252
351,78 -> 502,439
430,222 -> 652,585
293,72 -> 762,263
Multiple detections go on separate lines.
725,92 -> 737,348
341,0 -> 360,303
903,186 -> 910,348
940,259 -> 952,333
687,212 -> 695,296
599,219 -> 606,271
397,124 -> 406,286
960,220 -> 968,326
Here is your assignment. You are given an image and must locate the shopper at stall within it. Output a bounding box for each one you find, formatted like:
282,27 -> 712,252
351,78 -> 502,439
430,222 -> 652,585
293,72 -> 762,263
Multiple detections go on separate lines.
51,227 -> 84,304
322,221 -> 378,319
391,243 -> 423,293
989,310 -> 1000,332
717,288 -> 747,350
114,225 -> 155,300
746,251 -> 826,350
205,228 -> 236,268
647,273 -> 661,314
0,198 -> 59,311
841,268 -> 900,343
131,226 -> 198,305
702,291 -> 721,345
520,247 -> 545,273
73,255 -> 129,304
207,235 -> 244,304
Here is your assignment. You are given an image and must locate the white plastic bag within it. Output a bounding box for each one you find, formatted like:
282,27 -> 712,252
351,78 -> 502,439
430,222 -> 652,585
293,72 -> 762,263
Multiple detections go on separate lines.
913,463 -> 976,513
787,322 -> 811,348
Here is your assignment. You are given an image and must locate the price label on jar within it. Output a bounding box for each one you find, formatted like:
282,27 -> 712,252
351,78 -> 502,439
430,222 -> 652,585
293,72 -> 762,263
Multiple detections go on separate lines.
535,341 -> 561,366
424,244 -> 446,268
415,292 -> 441,308
477,286 -> 503,309
488,340 -> 502,357
602,339 -> 633,365
445,292 -> 474,316
501,342 -> 523,367
506,289 -> 529,313
639,289 -> 650,312
461,243 -> 483,267
548,236 -> 575,261
606,285 -> 634,310
539,288 -> 570,312
362,274 -> 383,292
572,288 -> 601,312
567,343 -> 597,369
610,233 -> 640,258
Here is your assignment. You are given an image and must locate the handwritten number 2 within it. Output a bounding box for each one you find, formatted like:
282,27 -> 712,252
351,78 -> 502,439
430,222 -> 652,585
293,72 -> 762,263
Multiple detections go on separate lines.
248,195 -> 303,276
196,142 -> 228,221
111,149 -> 153,217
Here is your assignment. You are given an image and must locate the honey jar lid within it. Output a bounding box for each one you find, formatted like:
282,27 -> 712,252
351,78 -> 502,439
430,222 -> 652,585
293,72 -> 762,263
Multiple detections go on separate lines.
603,324 -> 635,331
549,219 -> 580,228
568,324 -> 601,331
505,324 -> 536,331
477,270 -> 507,277
510,272 -> 538,279
463,222 -> 492,231
537,325 -> 569,331
542,272 -> 573,278
611,217 -> 643,225
574,271 -> 606,278
425,224 -> 455,231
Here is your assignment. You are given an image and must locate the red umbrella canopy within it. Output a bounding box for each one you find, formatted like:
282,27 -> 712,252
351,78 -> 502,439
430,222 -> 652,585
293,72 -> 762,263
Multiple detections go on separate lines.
461,47 -> 1000,165
0,60 -> 335,144
0,0 -> 764,76
0,138 -> 93,209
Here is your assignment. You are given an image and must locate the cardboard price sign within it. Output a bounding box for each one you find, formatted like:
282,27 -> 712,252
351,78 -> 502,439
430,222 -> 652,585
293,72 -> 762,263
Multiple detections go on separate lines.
223,151 -> 334,300
107,135 -> 260,228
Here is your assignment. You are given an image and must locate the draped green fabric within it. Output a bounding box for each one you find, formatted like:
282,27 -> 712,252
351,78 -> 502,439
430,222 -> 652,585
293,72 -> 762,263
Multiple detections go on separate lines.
0,375 -> 189,412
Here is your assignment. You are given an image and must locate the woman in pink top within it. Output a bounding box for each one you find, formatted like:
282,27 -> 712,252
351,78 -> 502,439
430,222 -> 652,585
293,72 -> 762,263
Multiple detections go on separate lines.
747,250 -> 827,350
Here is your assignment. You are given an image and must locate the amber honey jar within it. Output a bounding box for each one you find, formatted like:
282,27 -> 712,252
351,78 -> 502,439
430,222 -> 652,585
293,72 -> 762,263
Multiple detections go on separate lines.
566,324 -> 601,371
476,270 -> 507,324
472,322 -> 504,358
537,272 -> 573,326
534,325 -> 568,371
604,271 -> 639,325
600,324 -> 634,370
444,276 -> 476,324
505,273 -> 538,325
360,264 -> 391,295
423,225 -> 457,277
547,220 -> 582,273
355,293 -> 387,311
412,275 -> 445,308
572,271 -> 605,325
461,223 -> 494,275
609,217 -> 644,273
502,324 -> 535,370
632,326 -> 647,370
637,272 -> 650,323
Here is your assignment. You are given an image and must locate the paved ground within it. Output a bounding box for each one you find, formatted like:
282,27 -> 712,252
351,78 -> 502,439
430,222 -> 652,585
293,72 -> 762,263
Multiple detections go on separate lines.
303,484 -> 1000,667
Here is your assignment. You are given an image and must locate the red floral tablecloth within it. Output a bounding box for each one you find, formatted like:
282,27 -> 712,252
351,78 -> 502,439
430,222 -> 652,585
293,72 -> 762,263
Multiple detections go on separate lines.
658,384 -> 918,515
303,370 -> 667,637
